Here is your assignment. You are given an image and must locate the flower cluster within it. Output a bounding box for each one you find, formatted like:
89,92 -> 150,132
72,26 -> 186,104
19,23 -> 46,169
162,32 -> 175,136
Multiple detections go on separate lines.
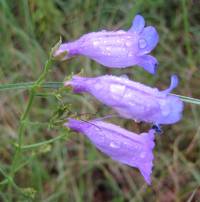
55,15 -> 184,184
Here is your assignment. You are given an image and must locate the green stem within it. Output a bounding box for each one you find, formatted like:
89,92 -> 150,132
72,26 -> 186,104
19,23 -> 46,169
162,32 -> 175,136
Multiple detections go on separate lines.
0,82 -> 63,91
20,133 -> 66,150
0,167 -> 15,188
9,56 -> 54,188
0,179 -> 8,186
0,167 -> 8,179
171,94 -> 200,105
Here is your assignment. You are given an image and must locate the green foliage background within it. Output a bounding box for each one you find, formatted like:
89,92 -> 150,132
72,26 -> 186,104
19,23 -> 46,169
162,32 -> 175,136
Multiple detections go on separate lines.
0,0 -> 200,201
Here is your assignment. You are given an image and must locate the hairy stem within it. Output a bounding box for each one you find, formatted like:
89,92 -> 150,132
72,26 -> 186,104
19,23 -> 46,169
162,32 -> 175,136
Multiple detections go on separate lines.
8,54 -> 54,190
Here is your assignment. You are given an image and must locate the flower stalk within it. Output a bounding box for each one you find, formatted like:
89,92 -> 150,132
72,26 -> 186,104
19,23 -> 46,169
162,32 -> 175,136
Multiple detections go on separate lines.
8,40 -> 61,189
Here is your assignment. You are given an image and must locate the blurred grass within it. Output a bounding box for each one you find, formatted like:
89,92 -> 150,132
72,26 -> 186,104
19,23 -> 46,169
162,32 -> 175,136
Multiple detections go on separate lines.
0,0 -> 200,201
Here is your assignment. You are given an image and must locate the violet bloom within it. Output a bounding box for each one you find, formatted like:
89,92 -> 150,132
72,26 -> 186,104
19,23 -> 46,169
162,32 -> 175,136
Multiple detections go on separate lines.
65,118 -> 155,184
54,15 -> 159,74
66,75 -> 183,125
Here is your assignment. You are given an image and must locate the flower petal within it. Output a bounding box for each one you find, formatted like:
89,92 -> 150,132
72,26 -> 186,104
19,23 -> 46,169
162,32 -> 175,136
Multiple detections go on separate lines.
137,26 -> 159,55
162,75 -> 179,94
67,75 -> 184,125
128,15 -> 145,33
136,55 -> 158,74
54,15 -> 159,74
66,118 -> 155,184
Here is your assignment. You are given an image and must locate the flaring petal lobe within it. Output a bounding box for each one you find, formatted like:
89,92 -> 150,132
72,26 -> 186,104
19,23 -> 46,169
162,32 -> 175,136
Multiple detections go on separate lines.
128,15 -> 145,33
137,26 -> 159,55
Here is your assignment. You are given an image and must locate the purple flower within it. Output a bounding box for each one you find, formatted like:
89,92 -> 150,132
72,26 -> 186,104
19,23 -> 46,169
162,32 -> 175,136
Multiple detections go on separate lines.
65,118 -> 155,184
54,15 -> 159,74
66,75 -> 183,125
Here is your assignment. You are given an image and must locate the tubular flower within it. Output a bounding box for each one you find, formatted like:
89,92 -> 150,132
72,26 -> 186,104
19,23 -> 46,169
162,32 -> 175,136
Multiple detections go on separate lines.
54,15 -> 159,74
66,75 -> 184,125
65,118 -> 155,184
